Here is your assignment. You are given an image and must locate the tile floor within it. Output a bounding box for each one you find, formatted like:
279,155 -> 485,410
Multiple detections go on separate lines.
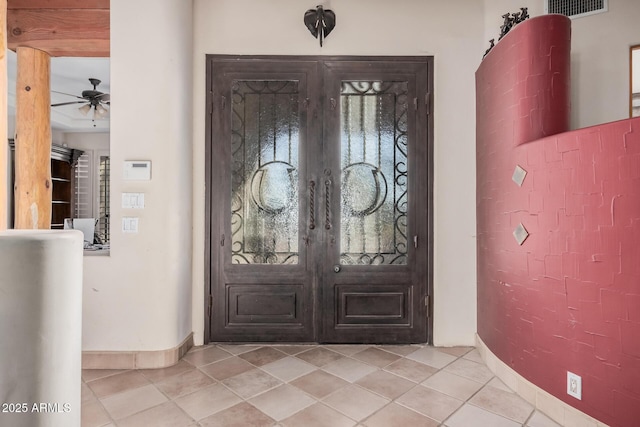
82,344 -> 562,427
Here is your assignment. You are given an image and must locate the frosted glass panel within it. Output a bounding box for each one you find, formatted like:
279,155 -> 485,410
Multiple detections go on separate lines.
340,81 -> 408,265
230,81 -> 300,264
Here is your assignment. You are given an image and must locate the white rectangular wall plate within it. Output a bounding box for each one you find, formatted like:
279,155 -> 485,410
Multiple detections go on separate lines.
123,160 -> 151,180
122,193 -> 145,209
567,371 -> 582,400
122,217 -> 139,233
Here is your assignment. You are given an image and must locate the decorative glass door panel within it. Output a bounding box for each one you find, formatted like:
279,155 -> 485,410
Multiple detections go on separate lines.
207,56 -> 432,344
340,81 -> 408,266
231,80 -> 300,265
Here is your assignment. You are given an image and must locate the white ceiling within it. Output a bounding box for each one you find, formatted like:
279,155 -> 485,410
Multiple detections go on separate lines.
7,50 -> 110,133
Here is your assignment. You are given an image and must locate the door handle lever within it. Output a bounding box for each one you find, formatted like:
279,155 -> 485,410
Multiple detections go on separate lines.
309,180 -> 316,229
325,179 -> 332,230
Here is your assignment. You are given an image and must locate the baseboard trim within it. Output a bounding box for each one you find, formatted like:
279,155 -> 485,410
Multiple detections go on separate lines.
82,332 -> 194,369
475,335 -> 608,427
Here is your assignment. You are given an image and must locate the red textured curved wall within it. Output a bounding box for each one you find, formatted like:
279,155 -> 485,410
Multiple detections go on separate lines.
476,15 -> 640,427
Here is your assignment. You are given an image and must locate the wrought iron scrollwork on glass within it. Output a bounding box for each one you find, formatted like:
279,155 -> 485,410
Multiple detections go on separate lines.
230,80 -> 300,265
339,80 -> 409,265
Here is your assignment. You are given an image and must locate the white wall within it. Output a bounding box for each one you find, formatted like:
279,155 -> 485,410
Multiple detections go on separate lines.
80,0 -> 193,351
192,0 -> 484,346
63,132 -> 109,152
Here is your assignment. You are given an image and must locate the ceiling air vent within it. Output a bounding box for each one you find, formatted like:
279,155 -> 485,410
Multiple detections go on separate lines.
545,0 -> 608,19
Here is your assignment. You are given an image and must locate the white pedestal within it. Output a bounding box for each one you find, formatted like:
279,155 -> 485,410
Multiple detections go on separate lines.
0,230 -> 83,427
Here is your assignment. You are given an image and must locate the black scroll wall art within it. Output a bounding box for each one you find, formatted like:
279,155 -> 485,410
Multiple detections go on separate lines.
483,7 -> 529,59
304,5 -> 336,47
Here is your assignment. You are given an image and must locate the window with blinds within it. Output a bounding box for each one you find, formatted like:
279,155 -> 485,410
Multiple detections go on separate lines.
74,152 -> 93,219
97,156 -> 110,244
73,151 -> 110,245
545,0 -> 608,19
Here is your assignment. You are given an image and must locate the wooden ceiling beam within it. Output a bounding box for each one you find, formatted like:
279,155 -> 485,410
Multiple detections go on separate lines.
7,0 -> 109,10
7,1 -> 109,57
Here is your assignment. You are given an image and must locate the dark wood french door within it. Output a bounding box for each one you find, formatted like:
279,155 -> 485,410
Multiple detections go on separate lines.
206,56 -> 433,343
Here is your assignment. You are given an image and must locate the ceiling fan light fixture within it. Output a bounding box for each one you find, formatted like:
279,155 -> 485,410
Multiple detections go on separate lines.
93,106 -> 107,120
95,104 -> 108,116
78,104 -> 92,116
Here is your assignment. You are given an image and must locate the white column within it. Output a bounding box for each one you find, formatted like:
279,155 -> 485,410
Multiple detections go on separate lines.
0,230 -> 83,427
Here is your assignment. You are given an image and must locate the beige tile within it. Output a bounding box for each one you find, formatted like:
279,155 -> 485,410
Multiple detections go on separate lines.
260,356 -> 317,382
82,369 -> 128,382
377,344 -> 422,356
272,345 -> 315,355
88,370 -> 151,399
199,356 -> 255,380
322,357 -> 378,382
323,385 -> 389,421
363,402 -> 439,427
174,383 -> 242,421
135,348 -> 178,369
221,368 -> 282,399
216,344 -> 261,355
182,346 -> 231,367
290,370 -> 350,399
437,346 -> 474,357
461,348 -> 484,363
469,384 -> 534,423
396,385 -> 463,422
324,344 -> 371,356
83,352 -> 136,370
82,381 -> 96,403
406,347 -> 458,369
537,390 -> 565,424
280,402 -> 357,427
444,403 -> 521,427
517,377 -> 538,405
296,347 -> 344,366
116,401 -> 194,427
237,346 -> 287,367
444,358 -> 494,384
564,407 -> 599,427
81,398 -> 112,427
199,402 -> 276,427
384,357 -> 439,383
527,410 -> 562,427
155,368 -> 216,399
139,360 -> 196,383
356,370 -> 416,399
351,347 -> 402,368
495,361 -> 519,391
100,384 -> 168,420
422,370 -> 484,400
248,384 -> 316,421
487,377 -> 515,393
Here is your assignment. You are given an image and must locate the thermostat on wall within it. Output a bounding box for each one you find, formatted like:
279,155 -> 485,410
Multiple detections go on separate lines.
123,160 -> 151,180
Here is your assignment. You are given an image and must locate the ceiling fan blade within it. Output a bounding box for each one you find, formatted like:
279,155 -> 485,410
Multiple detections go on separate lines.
51,101 -> 88,107
51,90 -> 85,100
96,93 -> 110,102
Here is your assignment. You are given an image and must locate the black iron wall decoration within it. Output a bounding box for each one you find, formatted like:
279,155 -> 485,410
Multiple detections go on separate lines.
483,7 -> 529,59
304,5 -> 336,47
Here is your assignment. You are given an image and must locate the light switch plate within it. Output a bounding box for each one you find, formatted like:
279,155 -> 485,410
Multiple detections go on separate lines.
122,193 -> 145,209
122,217 -> 139,233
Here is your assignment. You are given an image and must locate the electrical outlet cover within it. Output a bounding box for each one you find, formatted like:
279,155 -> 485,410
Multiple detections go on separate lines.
567,371 -> 582,400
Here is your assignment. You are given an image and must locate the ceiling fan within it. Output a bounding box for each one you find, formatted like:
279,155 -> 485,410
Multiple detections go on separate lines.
51,77 -> 110,120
